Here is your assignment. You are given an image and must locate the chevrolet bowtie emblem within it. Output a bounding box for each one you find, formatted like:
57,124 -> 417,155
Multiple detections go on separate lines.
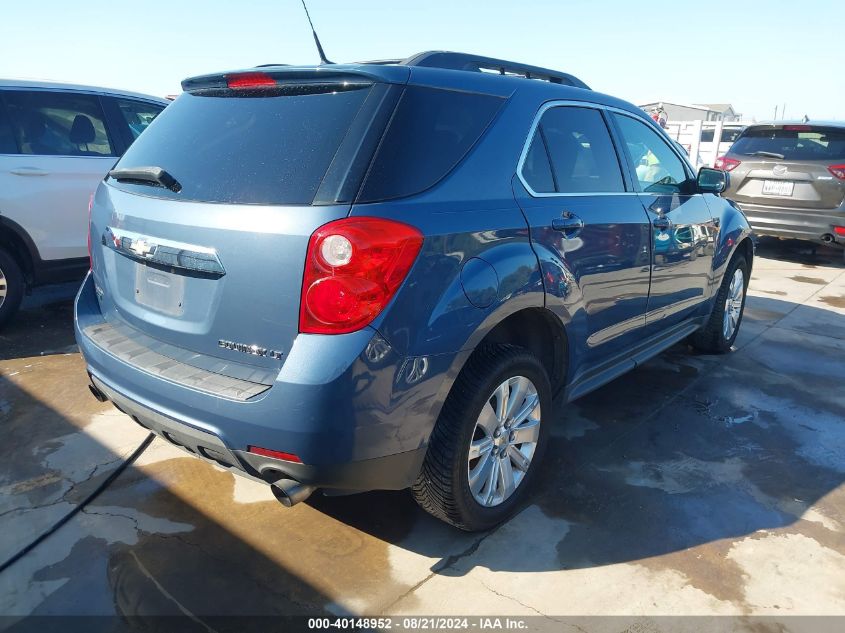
129,239 -> 155,258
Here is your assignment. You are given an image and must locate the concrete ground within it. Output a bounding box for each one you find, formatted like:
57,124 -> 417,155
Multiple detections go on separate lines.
1,239 -> 844,625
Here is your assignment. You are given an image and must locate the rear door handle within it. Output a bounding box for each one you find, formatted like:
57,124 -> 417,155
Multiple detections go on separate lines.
552,212 -> 585,233
11,167 -> 49,176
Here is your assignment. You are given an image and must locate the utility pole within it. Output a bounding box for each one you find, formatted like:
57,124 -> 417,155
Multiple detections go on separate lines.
774,105 -> 778,120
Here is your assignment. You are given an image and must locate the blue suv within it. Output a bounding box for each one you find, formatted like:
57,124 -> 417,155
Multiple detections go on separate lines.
75,52 -> 753,530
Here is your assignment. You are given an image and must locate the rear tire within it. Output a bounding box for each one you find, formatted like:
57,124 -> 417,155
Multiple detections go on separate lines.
412,344 -> 551,531
689,253 -> 748,353
0,247 -> 24,330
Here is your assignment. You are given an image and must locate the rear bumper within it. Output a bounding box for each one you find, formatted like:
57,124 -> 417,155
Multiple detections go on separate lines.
74,273 -> 445,492
735,200 -> 845,245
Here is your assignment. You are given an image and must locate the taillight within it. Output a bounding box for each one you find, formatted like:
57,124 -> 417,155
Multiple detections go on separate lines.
833,226 -> 845,237
299,217 -> 423,334
828,164 -> 845,180
714,156 -> 741,172
87,193 -> 94,270
226,72 -> 276,89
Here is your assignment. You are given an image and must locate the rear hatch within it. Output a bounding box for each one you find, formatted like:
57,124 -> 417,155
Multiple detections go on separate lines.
724,124 -> 845,209
90,67 -> 407,372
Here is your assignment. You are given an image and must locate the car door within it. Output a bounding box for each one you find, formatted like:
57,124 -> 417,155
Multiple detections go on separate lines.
610,112 -> 716,332
513,103 -> 652,371
0,89 -> 118,262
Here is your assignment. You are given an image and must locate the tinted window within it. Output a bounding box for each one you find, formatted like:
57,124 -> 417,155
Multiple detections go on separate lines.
4,90 -> 114,156
525,106 -> 624,194
358,86 -> 504,202
613,114 -> 690,193
731,126 -> 845,161
115,98 -> 165,141
521,132 -> 555,193
700,128 -> 715,143
0,99 -> 17,153
112,86 -> 372,205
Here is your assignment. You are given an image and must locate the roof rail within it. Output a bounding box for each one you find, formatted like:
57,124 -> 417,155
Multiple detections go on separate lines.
400,51 -> 590,90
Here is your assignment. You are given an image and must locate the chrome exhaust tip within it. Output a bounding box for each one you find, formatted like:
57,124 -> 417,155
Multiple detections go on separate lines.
270,478 -> 316,507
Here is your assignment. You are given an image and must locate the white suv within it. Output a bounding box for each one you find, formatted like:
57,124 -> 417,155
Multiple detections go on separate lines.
0,79 -> 168,327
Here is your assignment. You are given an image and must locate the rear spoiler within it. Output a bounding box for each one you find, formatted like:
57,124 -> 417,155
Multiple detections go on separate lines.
182,64 -> 411,93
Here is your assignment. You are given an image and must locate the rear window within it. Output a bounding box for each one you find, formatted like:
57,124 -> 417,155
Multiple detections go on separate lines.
731,126 -> 845,161
111,84 -> 374,205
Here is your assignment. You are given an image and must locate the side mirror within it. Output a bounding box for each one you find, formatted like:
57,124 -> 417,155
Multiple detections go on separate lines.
698,167 -> 728,194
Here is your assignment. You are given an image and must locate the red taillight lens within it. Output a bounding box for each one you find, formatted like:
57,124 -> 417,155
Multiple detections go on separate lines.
714,156 -> 741,172
87,193 -> 94,270
833,226 -> 845,237
299,217 -> 424,334
828,164 -> 845,180
225,72 -> 277,89
247,446 -> 302,463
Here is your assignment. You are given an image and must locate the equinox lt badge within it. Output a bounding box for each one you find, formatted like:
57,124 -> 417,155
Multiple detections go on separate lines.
218,339 -> 283,360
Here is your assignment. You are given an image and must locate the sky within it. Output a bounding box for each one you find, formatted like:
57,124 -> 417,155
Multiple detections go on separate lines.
2,0 -> 843,122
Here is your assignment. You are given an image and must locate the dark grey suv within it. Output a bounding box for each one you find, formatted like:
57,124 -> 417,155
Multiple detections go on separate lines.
716,121 -> 845,248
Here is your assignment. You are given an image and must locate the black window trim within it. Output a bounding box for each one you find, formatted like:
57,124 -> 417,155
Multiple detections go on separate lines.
516,100 -> 639,198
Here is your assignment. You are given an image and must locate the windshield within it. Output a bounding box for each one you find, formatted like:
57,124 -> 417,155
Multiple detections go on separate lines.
731,126 -> 845,161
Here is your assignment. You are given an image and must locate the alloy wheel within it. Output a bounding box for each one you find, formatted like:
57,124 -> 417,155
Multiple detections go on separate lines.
467,375 -> 541,507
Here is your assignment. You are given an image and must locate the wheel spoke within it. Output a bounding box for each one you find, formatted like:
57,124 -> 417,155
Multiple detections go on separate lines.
468,436 -> 493,461
477,402 -> 499,434
511,418 -> 540,444
507,445 -> 531,472
469,452 -> 494,495
510,393 -> 539,426
499,455 -> 515,499
504,377 -> 526,421
494,382 -> 509,423
484,458 -> 501,505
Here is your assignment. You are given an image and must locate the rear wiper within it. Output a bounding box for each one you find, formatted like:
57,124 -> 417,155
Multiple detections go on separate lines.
109,166 -> 182,193
746,151 -> 785,159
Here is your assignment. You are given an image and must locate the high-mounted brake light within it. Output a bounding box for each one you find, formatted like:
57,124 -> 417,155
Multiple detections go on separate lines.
714,156 -> 741,172
783,125 -> 811,131
226,72 -> 277,89
87,193 -> 94,270
299,217 -> 424,335
827,164 -> 845,180
247,446 -> 302,463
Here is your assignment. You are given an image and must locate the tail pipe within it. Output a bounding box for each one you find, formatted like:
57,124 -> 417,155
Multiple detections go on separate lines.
270,478 -> 316,507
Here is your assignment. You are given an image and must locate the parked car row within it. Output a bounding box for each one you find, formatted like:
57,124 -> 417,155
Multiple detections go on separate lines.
0,80 -> 167,327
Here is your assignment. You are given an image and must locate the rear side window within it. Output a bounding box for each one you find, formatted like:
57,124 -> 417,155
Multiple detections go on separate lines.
112,85 -> 374,205
358,86 -> 504,202
4,90 -> 114,156
115,98 -> 165,141
731,126 -> 845,161
521,106 -> 625,194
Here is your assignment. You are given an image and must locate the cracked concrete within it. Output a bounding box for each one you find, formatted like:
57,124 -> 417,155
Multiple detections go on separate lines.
1,238 -> 844,621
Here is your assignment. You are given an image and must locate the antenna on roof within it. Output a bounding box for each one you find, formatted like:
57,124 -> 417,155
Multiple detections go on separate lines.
299,0 -> 333,65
